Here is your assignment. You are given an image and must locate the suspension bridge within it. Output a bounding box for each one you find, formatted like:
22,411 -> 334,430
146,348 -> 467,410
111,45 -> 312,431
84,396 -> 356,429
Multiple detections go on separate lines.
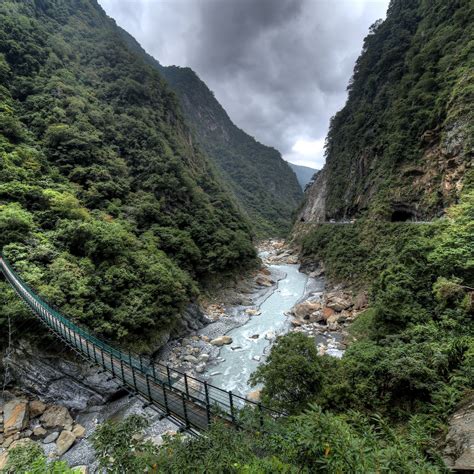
0,254 -> 281,433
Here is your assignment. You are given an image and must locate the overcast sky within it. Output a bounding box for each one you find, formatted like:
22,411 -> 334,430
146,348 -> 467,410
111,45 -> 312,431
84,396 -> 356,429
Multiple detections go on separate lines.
98,0 -> 389,169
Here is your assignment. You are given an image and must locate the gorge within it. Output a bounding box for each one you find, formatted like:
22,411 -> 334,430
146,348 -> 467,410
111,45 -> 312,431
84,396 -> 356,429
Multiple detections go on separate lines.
0,0 -> 473,472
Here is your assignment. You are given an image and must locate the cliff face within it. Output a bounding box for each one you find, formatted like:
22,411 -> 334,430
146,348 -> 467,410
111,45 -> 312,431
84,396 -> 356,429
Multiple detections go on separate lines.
298,170 -> 327,223
298,0 -> 473,223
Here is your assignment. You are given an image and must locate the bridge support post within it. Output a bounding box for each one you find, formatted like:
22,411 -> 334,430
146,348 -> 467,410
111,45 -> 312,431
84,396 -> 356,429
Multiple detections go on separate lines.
85,339 -> 91,359
181,393 -> 190,428
110,350 -> 116,377
101,348 -> 106,369
120,358 -> 125,382
163,384 -> 170,415
146,374 -> 152,402
184,374 -> 190,398
229,391 -> 235,423
131,364 -> 137,392
258,403 -> 264,429
204,381 -> 211,427
166,366 -> 172,387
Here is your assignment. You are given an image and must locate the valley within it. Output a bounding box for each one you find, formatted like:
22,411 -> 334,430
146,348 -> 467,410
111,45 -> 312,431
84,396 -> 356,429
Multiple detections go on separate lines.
0,0 -> 472,472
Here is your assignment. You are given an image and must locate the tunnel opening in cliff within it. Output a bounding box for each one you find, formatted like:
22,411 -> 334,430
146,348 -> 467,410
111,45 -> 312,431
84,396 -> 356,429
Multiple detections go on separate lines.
390,207 -> 416,222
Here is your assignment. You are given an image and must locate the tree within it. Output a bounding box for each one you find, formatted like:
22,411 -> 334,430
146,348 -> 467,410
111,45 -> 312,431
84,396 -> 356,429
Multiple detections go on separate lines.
0,202 -> 34,248
250,333 -> 324,414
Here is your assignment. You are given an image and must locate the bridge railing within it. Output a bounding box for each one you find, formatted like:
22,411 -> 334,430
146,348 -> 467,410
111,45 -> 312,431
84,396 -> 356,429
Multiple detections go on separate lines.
0,254 -> 283,430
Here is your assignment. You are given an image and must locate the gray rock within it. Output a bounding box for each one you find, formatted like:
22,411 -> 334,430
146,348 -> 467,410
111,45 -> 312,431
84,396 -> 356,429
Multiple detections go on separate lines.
43,431 -> 59,444
55,430 -> 76,456
33,426 -> 47,437
444,395 -> 474,471
5,342 -> 122,411
195,364 -> 205,374
183,355 -> 198,364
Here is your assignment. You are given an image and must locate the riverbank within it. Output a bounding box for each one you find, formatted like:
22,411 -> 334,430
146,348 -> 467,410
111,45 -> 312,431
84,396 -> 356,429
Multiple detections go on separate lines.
157,239 -> 354,398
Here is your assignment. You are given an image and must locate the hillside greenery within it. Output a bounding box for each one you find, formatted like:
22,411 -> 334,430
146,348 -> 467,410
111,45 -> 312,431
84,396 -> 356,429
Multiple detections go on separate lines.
323,0 -> 473,219
0,0 -> 257,350
66,168 -> 474,474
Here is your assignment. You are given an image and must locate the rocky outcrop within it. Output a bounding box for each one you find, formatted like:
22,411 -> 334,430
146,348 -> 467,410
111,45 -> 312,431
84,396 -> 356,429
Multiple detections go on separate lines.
297,169 -> 328,223
0,395 -> 84,460
4,342 -> 122,411
443,395 -> 474,471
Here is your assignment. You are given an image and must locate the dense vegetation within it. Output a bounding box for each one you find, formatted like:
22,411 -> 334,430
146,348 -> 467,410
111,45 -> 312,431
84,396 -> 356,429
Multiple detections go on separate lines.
1,0 -> 473,472
322,0 -> 473,219
155,65 -> 303,237
0,0 -> 257,350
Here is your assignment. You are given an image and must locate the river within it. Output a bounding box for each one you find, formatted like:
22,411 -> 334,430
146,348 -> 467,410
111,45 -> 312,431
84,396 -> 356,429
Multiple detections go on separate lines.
206,259 -> 324,396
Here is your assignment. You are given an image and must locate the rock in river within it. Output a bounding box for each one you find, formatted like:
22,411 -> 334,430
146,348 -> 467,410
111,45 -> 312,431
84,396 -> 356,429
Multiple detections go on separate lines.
210,336 -> 233,346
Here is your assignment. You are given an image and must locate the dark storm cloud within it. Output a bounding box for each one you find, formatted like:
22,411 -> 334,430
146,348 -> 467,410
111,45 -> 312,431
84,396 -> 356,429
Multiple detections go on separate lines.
99,0 -> 389,168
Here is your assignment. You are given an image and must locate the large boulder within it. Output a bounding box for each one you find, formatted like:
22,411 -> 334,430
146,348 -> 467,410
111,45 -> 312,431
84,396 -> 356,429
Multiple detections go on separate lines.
72,424 -> 86,439
322,306 -> 336,320
326,293 -> 352,312
29,400 -> 47,418
210,336 -> 233,346
40,405 -> 73,429
246,390 -> 262,403
55,430 -> 76,456
292,301 -> 322,320
255,276 -> 274,287
3,400 -> 29,436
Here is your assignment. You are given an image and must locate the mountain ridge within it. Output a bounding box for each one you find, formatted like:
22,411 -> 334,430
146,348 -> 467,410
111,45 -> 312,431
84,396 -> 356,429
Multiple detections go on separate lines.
287,162 -> 318,189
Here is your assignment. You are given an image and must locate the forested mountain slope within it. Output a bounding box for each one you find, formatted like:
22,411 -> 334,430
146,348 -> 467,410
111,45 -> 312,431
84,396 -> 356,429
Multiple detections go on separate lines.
299,0 -> 473,223
157,66 -> 303,236
0,0 -> 256,350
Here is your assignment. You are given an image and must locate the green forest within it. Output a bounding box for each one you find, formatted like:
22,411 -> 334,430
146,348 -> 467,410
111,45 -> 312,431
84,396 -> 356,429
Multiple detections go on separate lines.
0,0 -> 257,350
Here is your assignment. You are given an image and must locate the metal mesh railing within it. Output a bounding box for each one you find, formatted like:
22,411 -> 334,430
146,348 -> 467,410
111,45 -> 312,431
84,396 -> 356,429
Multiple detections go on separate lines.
0,254 -> 283,431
